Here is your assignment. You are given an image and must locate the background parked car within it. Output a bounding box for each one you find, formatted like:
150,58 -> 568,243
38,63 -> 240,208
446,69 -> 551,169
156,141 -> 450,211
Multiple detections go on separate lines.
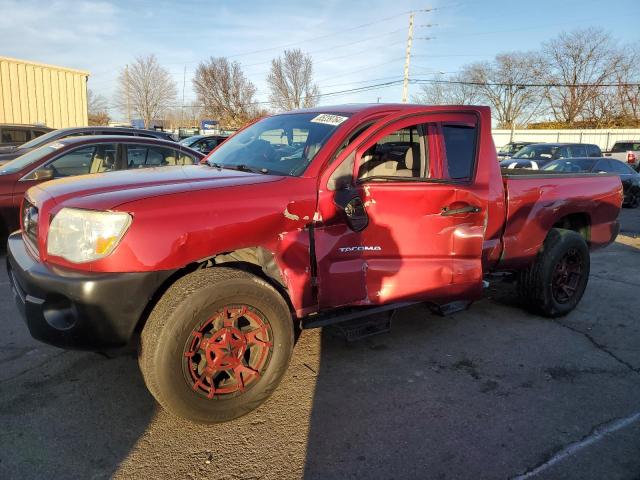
604,140 -> 640,171
500,142 -> 602,169
496,141 -> 534,161
178,134 -> 228,155
0,124 -> 53,150
0,136 -> 203,237
542,157 -> 640,208
0,126 -> 176,164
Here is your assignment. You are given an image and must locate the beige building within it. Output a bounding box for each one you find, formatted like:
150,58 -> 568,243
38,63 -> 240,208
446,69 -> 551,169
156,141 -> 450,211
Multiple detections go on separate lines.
0,56 -> 89,129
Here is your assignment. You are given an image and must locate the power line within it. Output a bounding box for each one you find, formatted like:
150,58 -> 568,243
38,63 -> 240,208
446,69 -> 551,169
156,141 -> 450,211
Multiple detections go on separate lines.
411,79 -> 640,88
102,79 -> 407,111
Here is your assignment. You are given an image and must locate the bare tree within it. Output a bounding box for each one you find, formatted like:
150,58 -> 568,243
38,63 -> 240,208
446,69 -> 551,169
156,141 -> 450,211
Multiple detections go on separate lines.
267,49 -> 319,111
115,55 -> 177,128
542,28 -> 622,125
193,57 -> 261,128
412,73 -> 480,105
614,44 -> 640,122
463,52 -> 546,128
87,88 -> 110,125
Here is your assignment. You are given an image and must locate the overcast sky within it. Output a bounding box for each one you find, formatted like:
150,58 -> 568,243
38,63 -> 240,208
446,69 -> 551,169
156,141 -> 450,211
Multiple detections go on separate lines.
1,0 -> 638,121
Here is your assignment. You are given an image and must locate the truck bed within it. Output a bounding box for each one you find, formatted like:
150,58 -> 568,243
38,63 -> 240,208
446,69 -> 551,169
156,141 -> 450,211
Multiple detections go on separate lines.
497,169 -> 622,269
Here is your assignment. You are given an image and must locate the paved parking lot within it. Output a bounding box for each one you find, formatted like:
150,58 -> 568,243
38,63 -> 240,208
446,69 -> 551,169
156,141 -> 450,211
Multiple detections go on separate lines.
1,210 -> 639,480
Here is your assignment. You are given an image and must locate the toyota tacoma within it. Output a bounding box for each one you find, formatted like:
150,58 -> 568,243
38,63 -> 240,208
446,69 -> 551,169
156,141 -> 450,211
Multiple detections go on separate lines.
6,104 -> 622,423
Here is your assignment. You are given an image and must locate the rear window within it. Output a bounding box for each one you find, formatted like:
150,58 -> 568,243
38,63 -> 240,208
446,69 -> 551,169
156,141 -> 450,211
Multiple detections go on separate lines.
513,144 -> 557,160
612,142 -> 640,152
442,125 -> 477,180
1,128 -> 29,144
543,159 -> 596,172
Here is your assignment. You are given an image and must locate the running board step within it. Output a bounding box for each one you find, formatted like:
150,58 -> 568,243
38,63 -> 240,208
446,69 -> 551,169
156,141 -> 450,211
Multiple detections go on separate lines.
429,300 -> 471,316
332,312 -> 393,342
300,301 -> 419,330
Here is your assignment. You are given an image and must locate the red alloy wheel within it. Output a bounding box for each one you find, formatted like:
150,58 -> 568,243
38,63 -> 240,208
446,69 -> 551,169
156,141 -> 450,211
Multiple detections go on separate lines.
551,247 -> 584,304
182,305 -> 273,399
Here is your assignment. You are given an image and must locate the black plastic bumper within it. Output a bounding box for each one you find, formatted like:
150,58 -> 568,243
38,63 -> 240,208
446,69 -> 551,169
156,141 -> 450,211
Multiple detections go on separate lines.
6,232 -> 176,350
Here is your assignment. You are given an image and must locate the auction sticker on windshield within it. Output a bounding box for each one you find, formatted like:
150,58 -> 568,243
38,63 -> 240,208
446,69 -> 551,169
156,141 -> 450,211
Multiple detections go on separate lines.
311,114 -> 349,126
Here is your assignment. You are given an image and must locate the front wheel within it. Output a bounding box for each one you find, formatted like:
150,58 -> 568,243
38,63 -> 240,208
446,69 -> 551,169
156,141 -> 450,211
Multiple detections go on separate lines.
139,267 -> 294,423
517,228 -> 590,318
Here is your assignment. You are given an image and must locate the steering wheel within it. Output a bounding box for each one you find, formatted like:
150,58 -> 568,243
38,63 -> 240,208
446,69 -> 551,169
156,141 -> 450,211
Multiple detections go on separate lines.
252,139 -> 279,164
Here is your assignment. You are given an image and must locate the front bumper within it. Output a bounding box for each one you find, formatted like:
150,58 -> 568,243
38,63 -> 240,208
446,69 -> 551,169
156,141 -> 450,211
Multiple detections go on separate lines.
6,232 -> 176,350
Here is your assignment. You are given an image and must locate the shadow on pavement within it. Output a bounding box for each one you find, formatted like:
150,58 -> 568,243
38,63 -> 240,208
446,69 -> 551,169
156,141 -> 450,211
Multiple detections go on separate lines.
0,347 -> 156,479
301,284 -> 640,479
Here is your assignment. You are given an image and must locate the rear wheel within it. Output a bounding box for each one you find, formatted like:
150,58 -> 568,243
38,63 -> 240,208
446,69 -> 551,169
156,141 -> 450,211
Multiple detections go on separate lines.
139,267 -> 294,423
517,228 -> 590,317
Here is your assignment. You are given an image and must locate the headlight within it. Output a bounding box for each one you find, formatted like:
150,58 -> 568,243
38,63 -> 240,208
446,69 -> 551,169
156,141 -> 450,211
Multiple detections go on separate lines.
47,208 -> 132,263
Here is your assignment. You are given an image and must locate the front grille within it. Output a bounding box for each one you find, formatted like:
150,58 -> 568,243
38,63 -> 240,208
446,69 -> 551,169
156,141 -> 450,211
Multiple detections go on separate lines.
21,198 -> 39,251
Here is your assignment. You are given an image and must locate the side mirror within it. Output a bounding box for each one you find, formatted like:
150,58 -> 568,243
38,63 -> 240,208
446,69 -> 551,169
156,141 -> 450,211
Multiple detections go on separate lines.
335,190 -> 369,232
33,167 -> 54,181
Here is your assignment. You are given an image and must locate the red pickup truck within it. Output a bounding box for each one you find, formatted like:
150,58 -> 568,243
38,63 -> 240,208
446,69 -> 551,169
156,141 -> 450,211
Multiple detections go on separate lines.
6,104 -> 621,423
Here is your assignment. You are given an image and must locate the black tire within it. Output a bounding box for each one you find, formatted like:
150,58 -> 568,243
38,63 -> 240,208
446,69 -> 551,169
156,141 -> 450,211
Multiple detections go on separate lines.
139,267 -> 294,423
517,228 -> 590,318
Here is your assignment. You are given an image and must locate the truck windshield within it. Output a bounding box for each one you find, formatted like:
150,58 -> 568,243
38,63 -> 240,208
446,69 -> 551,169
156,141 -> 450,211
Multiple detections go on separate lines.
206,112 -> 350,176
0,145 -> 58,174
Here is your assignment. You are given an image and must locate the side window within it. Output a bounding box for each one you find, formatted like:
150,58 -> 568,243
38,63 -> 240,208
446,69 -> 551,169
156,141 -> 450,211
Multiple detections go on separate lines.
569,145 -> 587,157
127,145 -> 180,168
32,130 -> 48,139
441,124 -> 477,180
126,145 -> 148,168
594,159 -> 610,172
555,146 -> 570,159
333,121 -> 376,162
2,128 -> 29,144
610,160 -> 633,174
201,138 -> 219,152
177,150 -> 197,165
89,144 -> 119,173
358,125 -> 422,180
48,146 -> 96,177
146,146 -> 177,166
587,145 -> 601,157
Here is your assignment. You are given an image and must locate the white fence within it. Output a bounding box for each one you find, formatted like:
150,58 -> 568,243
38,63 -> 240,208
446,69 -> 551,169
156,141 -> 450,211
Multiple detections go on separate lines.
492,129 -> 640,151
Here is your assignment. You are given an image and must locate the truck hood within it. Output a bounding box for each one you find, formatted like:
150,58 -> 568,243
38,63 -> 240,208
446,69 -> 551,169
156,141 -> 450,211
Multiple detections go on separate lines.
31,164 -> 285,208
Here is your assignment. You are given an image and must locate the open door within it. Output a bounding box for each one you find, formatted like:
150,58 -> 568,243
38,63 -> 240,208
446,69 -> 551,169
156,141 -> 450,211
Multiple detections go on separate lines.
312,111 -> 488,310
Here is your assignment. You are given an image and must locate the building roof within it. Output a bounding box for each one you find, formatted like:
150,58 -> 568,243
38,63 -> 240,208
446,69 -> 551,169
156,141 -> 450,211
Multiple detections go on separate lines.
0,56 -> 90,76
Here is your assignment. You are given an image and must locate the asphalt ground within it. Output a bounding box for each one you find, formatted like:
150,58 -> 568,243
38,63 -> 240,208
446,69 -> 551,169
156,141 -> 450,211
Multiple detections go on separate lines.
1,209 -> 639,480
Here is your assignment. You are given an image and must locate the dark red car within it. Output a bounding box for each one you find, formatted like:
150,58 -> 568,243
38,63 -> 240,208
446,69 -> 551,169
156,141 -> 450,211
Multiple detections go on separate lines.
7,104 -> 621,423
0,136 -> 203,237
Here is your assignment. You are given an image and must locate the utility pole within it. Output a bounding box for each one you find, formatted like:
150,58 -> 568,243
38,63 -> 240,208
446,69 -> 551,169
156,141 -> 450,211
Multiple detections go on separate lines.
181,65 -> 186,128
125,64 -> 131,125
402,13 -> 415,103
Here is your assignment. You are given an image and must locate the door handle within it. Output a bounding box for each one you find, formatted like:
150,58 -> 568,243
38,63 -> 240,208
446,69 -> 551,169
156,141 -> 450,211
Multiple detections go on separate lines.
441,205 -> 481,216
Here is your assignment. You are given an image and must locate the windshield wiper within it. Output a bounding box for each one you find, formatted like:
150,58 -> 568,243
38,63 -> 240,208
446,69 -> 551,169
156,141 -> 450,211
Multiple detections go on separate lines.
229,164 -> 270,174
206,161 -> 270,174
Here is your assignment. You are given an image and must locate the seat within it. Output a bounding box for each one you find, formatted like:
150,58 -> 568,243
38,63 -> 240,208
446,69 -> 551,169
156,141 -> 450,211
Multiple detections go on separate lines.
395,146 -> 420,177
359,152 -> 400,178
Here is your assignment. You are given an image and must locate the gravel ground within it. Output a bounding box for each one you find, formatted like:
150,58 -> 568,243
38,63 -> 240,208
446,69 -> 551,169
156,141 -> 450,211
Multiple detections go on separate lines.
1,209 -> 639,480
